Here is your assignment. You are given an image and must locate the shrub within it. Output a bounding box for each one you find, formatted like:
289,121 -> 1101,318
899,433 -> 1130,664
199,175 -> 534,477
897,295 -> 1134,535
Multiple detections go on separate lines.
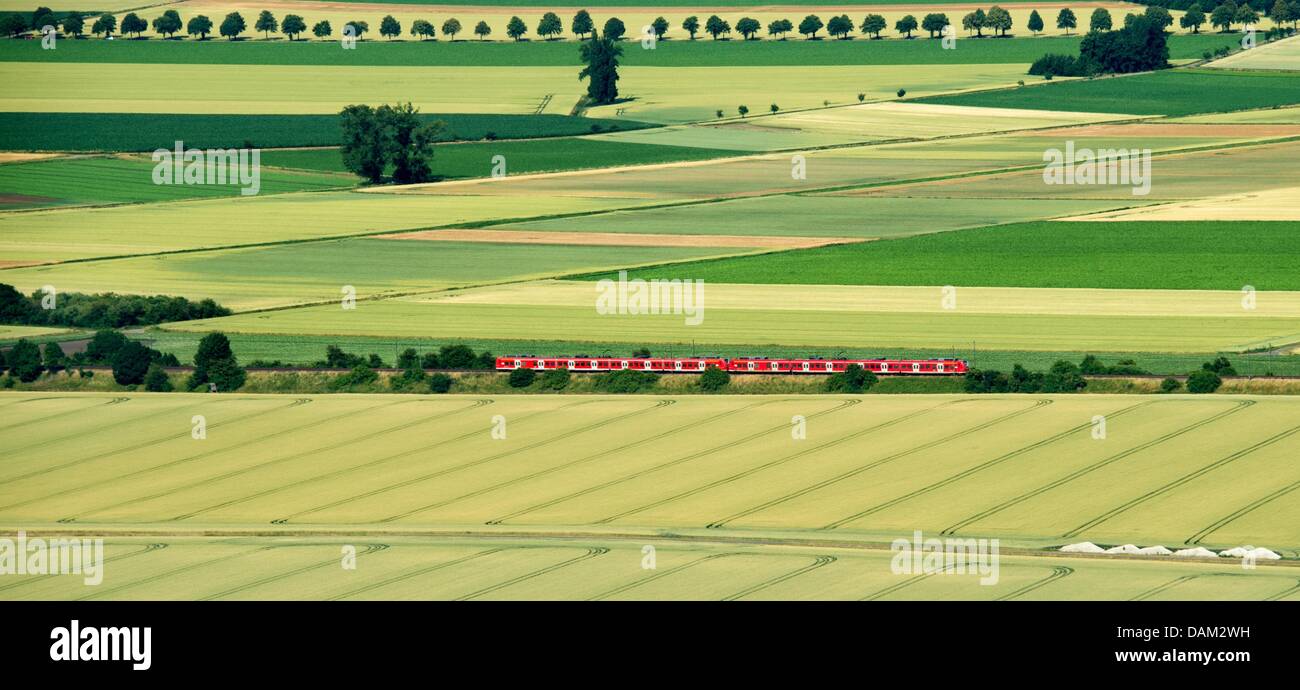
594,369 -> 659,393
826,363 -> 877,393
964,368 -> 1009,393
508,367 -> 537,388
439,344 -> 477,369
144,364 -> 173,392
699,365 -> 731,392
1042,360 -> 1087,393
427,373 -> 453,393
539,368 -> 570,390
112,341 -> 154,385
1029,53 -> 1092,77
84,329 -> 130,364
330,364 -> 378,390
1186,369 -> 1222,394
7,339 -> 44,382
189,332 -> 245,392
1160,377 -> 1181,393
1203,356 -> 1236,377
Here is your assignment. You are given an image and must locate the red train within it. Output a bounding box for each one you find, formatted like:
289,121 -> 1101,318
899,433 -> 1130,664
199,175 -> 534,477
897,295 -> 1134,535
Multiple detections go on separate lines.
495,355 -> 967,375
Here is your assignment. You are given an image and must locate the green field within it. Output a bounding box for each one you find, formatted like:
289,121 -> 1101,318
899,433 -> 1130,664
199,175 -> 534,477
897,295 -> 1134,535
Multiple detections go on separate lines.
0,112 -> 656,152
262,138 -> 744,177
919,69 -> 1300,116
0,155 -> 350,209
0,391 -> 1295,600
0,238 -> 761,310
165,280 -> 1300,353
0,34 -> 1244,66
137,330 -> 1300,376
586,221 -> 1300,291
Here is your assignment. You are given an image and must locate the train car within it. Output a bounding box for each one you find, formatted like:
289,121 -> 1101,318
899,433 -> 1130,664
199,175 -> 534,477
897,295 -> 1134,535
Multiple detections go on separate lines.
727,357 -> 967,375
496,355 -> 728,373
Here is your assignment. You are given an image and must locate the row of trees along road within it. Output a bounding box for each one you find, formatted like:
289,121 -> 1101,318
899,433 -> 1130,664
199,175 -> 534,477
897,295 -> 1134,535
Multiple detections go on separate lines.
12,4 -> 1295,40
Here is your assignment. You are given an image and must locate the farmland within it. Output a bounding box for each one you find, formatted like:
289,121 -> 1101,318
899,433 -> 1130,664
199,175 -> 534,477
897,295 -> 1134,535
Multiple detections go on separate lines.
2,0 -> 1298,605
0,391 -> 1296,601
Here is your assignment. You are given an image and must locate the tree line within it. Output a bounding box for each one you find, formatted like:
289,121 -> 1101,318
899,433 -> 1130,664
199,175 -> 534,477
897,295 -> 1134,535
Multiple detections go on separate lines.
0,283 -> 229,329
8,4 -> 1296,41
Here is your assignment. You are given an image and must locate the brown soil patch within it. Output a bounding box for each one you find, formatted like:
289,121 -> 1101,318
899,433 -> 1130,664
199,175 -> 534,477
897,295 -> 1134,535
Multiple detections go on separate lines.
0,153 -> 63,164
374,228 -> 864,249
1023,123 -> 1300,138
0,260 -> 46,269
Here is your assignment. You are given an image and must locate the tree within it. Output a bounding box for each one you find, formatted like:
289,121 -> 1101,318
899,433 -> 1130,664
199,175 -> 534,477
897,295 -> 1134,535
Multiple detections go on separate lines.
42,341 -> 65,373
508,367 -> 536,388
738,104 -> 749,117
579,36 -> 623,104
895,14 -> 918,38
91,13 -> 115,37
699,365 -> 730,391
0,14 -> 27,37
351,21 -> 371,40
799,14 -> 824,38
736,16 -> 760,39
112,341 -> 152,385
8,340 -> 43,382
922,13 -> 948,38
1028,9 -> 1044,35
1181,4 -> 1207,32
827,14 -> 853,38
152,10 -> 182,38
441,18 -> 460,40
120,12 -> 146,37
62,14 -> 84,37
769,18 -> 793,38
603,16 -> 625,40
826,364 -> 877,393
474,20 -> 491,40
85,330 -> 129,363
340,104 -> 386,182
986,5 -> 1012,36
380,15 -> 401,39
571,10 -> 593,39
539,368 -> 570,390
1146,6 -> 1175,30
144,364 -> 173,392
254,10 -> 277,38
1235,4 -> 1260,26
963,9 -> 986,37
282,14 -> 306,40
1211,2 -> 1237,32
312,20 -> 331,38
220,12 -> 245,40
1090,8 -> 1113,32
1204,356 -> 1237,376
189,332 -> 245,392
538,11 -> 562,39
1270,0 -> 1292,26
33,6 -> 53,30
682,15 -> 699,39
1186,368 -> 1222,393
427,373 -> 453,393
704,14 -> 730,39
861,13 -> 886,38
1057,8 -> 1077,34
651,16 -> 669,39
770,102 -> 779,113
506,15 -> 527,40
410,18 -> 434,40
381,102 -> 440,184
1160,377 -> 1181,393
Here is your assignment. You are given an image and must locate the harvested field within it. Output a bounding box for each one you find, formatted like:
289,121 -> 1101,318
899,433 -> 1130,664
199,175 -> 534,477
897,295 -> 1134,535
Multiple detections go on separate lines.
1063,186 -> 1300,222
373,228 -> 860,249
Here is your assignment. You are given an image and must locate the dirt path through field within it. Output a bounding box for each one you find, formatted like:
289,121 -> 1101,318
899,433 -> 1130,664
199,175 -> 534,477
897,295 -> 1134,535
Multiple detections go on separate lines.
375,228 -> 865,248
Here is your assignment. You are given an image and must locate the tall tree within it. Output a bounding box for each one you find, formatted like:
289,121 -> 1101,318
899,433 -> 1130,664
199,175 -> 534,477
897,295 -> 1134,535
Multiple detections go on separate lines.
1090,8 -> 1113,32
1057,8 -> 1077,34
506,15 -> 527,40
736,17 -> 760,39
1181,4 -> 1207,33
538,12 -> 563,39
704,15 -> 730,39
603,16 -> 625,40
1027,9 -> 1044,35
340,104 -> 386,183
861,14 -> 886,38
682,15 -> 699,39
651,16 -> 669,39
220,11 -> 245,40
474,20 -> 491,40
254,10 -> 277,38
986,5 -> 1013,36
120,12 -> 146,37
282,14 -> 306,40
571,10 -> 593,39
921,13 -> 948,38
188,15 -> 212,39
441,18 -> 461,40
152,9 -> 182,38
799,14 -> 823,38
380,103 -> 441,184
380,15 -> 401,39
312,20 -> 331,38
62,13 -> 84,37
963,9 -> 986,37
410,19 -> 435,40
579,36 -> 623,104
895,14 -> 918,38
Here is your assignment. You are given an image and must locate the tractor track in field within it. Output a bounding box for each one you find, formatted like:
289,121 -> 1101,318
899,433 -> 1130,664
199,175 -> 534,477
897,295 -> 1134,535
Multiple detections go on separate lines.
1127,572 -> 1256,601
1186,476 -> 1300,546
824,400 -> 1156,530
860,561 -> 967,601
1264,578 -> 1300,601
941,400 -> 1256,536
708,398 -> 1053,530
722,555 -> 837,601
995,566 -> 1074,601
268,399 -> 602,524
0,396 -> 130,432
0,542 -> 166,596
57,398 -> 480,524
588,552 -> 738,601
1064,423 -> 1300,538
455,546 -> 609,601
376,400 -> 677,523
599,399 -> 958,526
75,543 -> 279,601
486,398 -> 861,526
0,397 -> 306,487
199,543 -> 390,601
175,399 -> 496,521
327,547 -> 508,601
384,398 -> 771,523
7,397 -> 417,515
